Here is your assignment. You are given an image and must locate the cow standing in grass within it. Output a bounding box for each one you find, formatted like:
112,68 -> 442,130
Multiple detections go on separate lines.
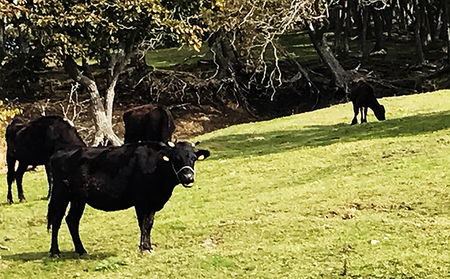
47,141 -> 210,257
5,116 -> 86,203
350,81 -> 386,125
123,104 -> 175,143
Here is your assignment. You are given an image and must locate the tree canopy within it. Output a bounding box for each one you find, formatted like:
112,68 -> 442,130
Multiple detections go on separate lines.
1,0 -> 222,144
0,0 -> 221,65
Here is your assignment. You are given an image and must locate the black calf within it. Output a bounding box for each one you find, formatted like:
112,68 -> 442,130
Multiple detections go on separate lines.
350,81 -> 386,125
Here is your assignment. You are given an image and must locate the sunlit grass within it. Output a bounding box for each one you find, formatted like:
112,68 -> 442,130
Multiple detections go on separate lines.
145,45 -> 211,69
1,90 -> 450,278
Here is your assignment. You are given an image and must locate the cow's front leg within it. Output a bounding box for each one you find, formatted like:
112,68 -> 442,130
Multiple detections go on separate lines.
135,208 -> 155,252
6,155 -> 16,203
15,162 -> 28,202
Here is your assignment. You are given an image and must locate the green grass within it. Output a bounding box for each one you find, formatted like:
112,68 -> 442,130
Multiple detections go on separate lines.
1,90 -> 450,278
145,45 -> 211,69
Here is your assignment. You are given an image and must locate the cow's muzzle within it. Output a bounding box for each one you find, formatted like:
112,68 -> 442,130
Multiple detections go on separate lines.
174,165 -> 195,188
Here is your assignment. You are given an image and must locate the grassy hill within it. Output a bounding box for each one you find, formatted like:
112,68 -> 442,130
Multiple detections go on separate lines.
1,90 -> 450,278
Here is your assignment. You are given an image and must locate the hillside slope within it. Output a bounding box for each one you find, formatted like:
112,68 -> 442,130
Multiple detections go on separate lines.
1,90 -> 450,278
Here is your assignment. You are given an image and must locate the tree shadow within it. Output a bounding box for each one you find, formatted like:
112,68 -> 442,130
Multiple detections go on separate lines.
2,251 -> 116,262
201,111 -> 450,160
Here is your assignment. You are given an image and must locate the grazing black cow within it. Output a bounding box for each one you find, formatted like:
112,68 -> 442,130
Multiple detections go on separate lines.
123,104 -> 175,144
47,141 -> 210,257
350,81 -> 386,125
5,116 -> 86,203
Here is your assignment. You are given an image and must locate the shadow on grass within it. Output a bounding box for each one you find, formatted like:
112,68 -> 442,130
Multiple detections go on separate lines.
201,111 -> 450,160
2,251 -> 116,261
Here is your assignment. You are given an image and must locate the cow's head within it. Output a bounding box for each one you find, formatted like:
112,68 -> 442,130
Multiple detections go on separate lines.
374,104 -> 386,121
161,141 -> 210,188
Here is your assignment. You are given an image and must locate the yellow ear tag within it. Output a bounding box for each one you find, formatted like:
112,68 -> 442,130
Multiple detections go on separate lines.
198,155 -> 205,161
168,141 -> 175,147
163,156 -> 170,162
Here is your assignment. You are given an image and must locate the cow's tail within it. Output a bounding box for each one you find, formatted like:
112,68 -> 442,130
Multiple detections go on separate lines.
47,175 -> 70,232
46,178 -> 59,232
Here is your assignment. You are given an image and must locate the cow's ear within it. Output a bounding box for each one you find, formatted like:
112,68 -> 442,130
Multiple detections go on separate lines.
196,149 -> 210,161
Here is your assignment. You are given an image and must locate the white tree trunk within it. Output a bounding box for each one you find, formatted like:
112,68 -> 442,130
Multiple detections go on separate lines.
64,56 -> 123,146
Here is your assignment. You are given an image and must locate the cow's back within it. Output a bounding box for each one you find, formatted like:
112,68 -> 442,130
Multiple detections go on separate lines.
6,116 -> 85,165
350,81 -> 375,106
123,104 -> 175,143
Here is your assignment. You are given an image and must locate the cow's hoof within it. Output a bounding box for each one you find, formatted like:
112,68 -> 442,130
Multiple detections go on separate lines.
50,253 -> 61,258
76,249 -> 87,256
140,249 -> 154,255
19,198 -> 26,203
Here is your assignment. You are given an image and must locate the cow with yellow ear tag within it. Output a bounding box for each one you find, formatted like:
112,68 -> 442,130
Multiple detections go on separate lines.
48,140 -> 210,257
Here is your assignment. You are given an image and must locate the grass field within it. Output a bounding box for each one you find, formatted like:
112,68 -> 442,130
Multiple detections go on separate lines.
1,90 -> 450,278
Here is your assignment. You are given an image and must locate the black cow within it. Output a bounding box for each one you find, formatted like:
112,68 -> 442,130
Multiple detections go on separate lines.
123,104 -> 175,144
350,81 -> 386,125
5,116 -> 86,203
47,141 -> 210,257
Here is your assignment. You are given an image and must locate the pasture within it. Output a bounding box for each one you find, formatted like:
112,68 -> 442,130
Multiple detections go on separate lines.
1,90 -> 450,278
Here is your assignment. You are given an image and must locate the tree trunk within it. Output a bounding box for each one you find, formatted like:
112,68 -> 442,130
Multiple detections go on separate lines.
413,0 -> 425,64
425,0 -> 438,42
361,6 -> 370,62
343,0 -> 351,54
372,7 -> 384,52
308,23 -> 350,92
0,20 -> 4,90
0,21 -> 5,64
209,29 -> 231,79
419,0 -> 429,47
397,0 -> 408,32
445,0 -> 450,62
384,0 -> 394,40
105,54 -> 127,120
348,0 -> 362,38
333,3 -> 346,57
63,56 -> 123,146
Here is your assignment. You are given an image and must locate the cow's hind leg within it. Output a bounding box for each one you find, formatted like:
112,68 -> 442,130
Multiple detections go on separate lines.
15,162 -> 28,202
361,107 -> 368,123
6,155 -> 16,203
48,192 -> 70,257
66,201 -> 87,256
351,103 -> 359,125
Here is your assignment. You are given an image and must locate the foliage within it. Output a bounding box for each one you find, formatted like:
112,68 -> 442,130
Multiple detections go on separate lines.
1,90 -> 450,278
0,100 -> 21,123
0,0 -> 223,66
0,100 -> 22,135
